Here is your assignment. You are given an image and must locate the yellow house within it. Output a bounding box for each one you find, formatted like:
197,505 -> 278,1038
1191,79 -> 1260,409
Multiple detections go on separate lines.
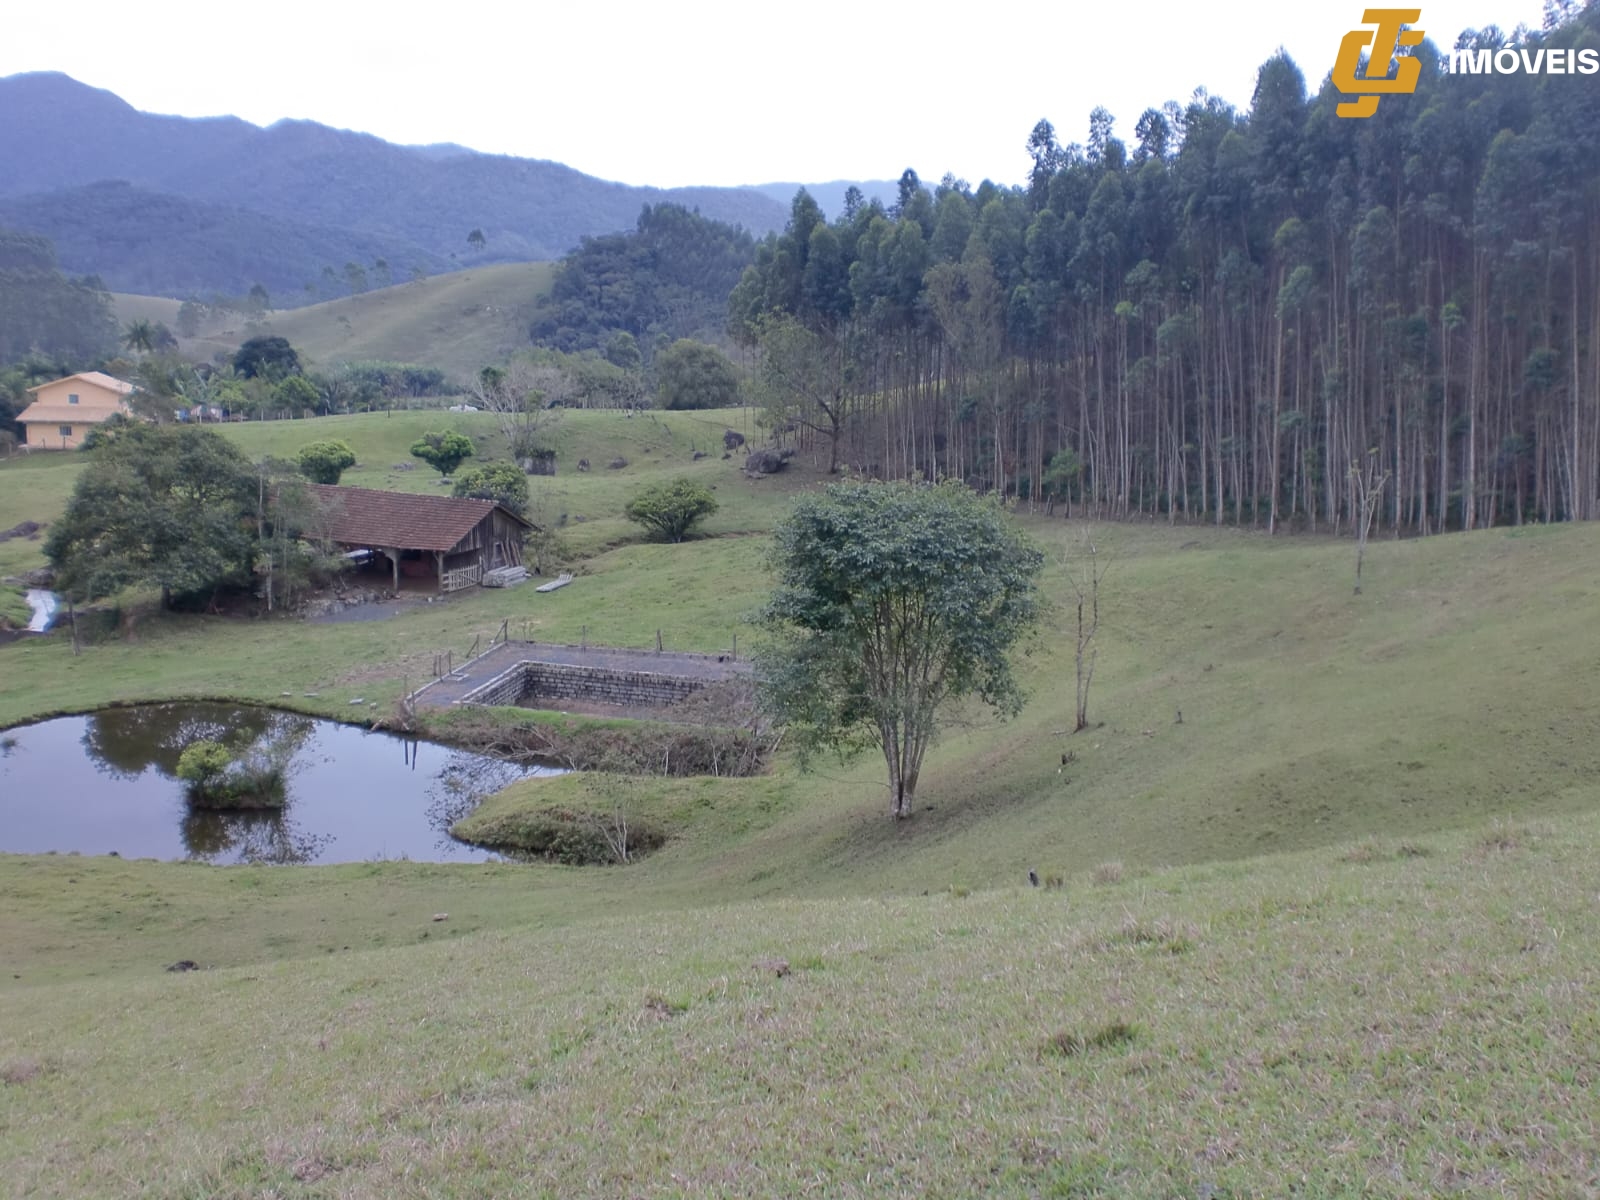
15,372 -> 137,449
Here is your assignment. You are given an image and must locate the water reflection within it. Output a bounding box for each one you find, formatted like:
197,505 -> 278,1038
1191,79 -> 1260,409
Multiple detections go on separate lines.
82,704 -> 308,780
1,702 -> 559,864
179,810 -> 332,864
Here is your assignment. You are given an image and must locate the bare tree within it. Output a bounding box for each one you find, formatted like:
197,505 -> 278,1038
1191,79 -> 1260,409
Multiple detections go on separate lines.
470,362 -> 569,465
1350,451 -> 1391,595
1069,531 -> 1107,733
590,797 -> 634,864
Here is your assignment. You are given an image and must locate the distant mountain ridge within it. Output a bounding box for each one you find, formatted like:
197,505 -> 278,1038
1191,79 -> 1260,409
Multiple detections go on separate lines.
749,180 -> 901,219
0,72 -> 791,300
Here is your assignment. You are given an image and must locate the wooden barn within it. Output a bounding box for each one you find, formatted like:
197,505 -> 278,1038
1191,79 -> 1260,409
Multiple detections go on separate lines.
306,484 -> 533,594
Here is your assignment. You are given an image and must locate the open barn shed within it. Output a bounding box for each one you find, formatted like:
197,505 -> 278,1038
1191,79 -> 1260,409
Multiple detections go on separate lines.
307,484 -> 532,594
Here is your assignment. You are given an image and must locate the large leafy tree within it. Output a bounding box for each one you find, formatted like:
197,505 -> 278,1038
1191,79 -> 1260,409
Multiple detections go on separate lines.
44,422 -> 258,607
758,481 -> 1043,819
232,336 -> 301,381
655,338 -> 741,410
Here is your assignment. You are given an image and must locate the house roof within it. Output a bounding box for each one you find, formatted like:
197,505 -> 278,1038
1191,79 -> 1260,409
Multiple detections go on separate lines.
306,484 -> 532,552
26,371 -> 136,396
15,401 -> 131,425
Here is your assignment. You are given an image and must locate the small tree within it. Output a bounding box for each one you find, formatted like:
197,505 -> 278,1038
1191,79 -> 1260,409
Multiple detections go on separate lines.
296,440 -> 357,485
1068,530 -> 1107,732
410,430 -> 475,477
624,477 -> 719,542
758,480 -> 1043,819
470,361 -> 568,461
453,461 -> 530,516
1351,450 -> 1390,595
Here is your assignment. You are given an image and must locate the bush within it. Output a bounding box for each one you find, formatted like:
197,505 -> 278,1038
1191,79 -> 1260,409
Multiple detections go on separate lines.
175,743 -> 284,809
624,477 -> 719,543
451,805 -> 667,865
453,461 -> 530,516
175,737 -> 292,810
176,741 -> 233,790
296,439 -> 357,485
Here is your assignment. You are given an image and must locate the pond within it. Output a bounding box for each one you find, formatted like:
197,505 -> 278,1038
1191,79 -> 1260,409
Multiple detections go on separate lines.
0,702 -> 559,864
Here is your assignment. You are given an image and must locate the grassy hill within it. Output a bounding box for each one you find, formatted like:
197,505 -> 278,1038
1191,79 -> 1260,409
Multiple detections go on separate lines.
112,261 -> 557,379
4,813 -> 1598,1197
3,410 -> 1598,1196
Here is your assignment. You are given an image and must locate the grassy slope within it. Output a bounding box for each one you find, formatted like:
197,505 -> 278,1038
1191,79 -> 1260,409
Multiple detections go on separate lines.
4,410 -> 1600,1195
0,405 -> 778,624
3,815 -> 1597,1197
4,410 -> 1600,882
111,261 -> 556,379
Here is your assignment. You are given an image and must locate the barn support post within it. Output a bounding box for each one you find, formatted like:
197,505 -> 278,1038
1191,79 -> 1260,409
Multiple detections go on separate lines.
434,551 -> 445,592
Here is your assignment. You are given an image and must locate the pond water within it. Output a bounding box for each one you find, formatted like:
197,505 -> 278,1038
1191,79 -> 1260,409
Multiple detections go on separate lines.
0,702 -> 558,864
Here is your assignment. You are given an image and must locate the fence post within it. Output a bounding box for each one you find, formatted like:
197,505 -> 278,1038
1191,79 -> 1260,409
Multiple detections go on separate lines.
656,629 -> 663,653
732,633 -> 737,661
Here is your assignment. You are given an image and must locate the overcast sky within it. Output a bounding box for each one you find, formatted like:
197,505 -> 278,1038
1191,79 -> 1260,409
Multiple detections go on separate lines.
3,0 -> 1550,190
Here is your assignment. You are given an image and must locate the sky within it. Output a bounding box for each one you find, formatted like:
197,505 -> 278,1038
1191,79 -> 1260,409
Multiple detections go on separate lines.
2,0 -> 1552,190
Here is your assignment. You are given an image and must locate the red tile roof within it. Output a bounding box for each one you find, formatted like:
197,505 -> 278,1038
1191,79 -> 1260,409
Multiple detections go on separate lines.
307,484 -> 530,552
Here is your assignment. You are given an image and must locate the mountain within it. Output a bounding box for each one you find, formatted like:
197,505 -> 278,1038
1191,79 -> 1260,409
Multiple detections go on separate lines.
0,182 -> 452,300
0,72 -> 789,299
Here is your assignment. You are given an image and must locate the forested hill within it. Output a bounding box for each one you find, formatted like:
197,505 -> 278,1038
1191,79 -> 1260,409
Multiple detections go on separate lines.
532,204 -> 757,353
0,183 -> 454,302
732,7 -> 1600,534
0,73 -> 788,298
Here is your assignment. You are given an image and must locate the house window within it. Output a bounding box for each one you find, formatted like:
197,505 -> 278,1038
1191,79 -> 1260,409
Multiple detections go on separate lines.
59,425 -> 73,437
68,393 -> 80,404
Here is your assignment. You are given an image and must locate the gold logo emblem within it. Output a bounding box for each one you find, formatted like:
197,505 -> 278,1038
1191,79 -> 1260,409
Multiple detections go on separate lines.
1334,8 -> 1424,117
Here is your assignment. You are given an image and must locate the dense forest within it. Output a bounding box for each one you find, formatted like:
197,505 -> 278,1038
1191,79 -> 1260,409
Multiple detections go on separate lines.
531,204 -> 756,357
732,4 -> 1600,532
